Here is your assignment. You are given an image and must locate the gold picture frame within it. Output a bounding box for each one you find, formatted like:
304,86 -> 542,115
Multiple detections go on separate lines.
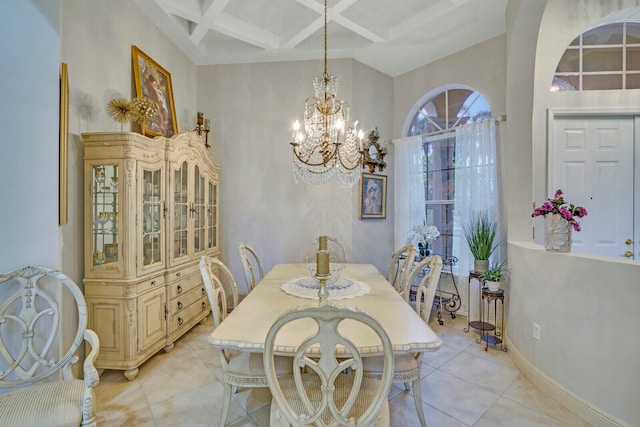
131,45 -> 178,138
59,62 -> 69,225
359,173 -> 387,219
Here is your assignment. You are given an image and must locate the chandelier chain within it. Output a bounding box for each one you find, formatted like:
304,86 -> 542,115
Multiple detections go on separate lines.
323,0 -> 328,80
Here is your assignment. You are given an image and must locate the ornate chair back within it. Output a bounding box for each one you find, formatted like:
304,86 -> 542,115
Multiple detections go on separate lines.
410,255 -> 444,322
199,255 -> 239,312
264,304 -> 393,427
386,245 -> 416,301
0,266 -> 100,427
237,242 -> 264,291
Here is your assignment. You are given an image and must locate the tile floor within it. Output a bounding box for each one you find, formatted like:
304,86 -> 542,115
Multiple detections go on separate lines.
94,314 -> 591,426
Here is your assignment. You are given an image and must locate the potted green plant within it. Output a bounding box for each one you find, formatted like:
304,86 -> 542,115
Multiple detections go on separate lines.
463,210 -> 497,273
480,263 -> 504,291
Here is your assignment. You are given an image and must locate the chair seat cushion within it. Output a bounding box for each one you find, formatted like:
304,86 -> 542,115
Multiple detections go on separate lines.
270,373 -> 389,426
226,351 -> 292,384
0,379 -> 84,427
363,354 -> 419,376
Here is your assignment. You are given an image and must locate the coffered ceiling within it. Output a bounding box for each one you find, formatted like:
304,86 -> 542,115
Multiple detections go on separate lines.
131,0 -> 507,77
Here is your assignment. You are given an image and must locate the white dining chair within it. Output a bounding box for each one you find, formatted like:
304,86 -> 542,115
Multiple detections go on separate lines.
237,242 -> 264,292
386,244 -> 417,301
199,256 -> 292,427
304,236 -> 349,263
0,266 -> 100,427
365,255 -> 443,427
263,304 -> 394,427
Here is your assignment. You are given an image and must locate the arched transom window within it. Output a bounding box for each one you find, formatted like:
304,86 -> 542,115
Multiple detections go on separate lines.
552,21 -> 640,91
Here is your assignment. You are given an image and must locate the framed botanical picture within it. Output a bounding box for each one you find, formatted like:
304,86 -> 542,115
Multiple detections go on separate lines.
131,45 -> 178,138
359,173 -> 387,219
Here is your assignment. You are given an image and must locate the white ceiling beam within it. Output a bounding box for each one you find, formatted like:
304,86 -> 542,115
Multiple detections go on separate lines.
281,17 -> 324,49
207,12 -> 280,49
389,0 -> 471,40
333,15 -> 385,43
286,0 -> 379,47
190,0 -> 232,44
159,1 -> 201,23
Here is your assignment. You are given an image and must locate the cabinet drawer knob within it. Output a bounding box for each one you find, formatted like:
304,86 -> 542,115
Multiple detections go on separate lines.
201,287 -> 206,296
177,301 -> 183,310
151,280 -> 156,286
177,285 -> 183,294
202,301 -> 206,310
176,272 -> 181,277
178,317 -> 184,326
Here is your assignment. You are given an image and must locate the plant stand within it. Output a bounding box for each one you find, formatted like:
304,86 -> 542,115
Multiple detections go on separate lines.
477,287 -> 507,352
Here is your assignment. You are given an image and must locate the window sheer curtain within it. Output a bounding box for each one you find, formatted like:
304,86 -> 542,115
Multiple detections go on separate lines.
392,135 -> 425,250
453,119 -> 503,299
393,119 -> 501,317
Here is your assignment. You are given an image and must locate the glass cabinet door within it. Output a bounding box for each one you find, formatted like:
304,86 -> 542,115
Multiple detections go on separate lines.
193,165 -> 206,254
207,180 -> 218,250
173,161 -> 188,259
142,168 -> 162,267
91,164 -> 119,268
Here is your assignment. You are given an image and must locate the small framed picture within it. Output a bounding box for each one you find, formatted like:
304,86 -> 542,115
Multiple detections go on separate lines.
359,173 -> 387,219
131,45 -> 178,138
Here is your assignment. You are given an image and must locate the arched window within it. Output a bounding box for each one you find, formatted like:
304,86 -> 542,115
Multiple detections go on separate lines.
552,21 -> 640,91
401,88 -> 497,265
408,88 -> 491,136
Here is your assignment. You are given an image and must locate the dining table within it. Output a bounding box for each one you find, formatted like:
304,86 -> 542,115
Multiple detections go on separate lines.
208,263 -> 441,357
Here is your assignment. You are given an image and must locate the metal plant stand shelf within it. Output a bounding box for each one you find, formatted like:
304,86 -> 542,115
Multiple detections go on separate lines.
431,256 -> 461,325
464,271 -> 486,333
478,287 -> 507,352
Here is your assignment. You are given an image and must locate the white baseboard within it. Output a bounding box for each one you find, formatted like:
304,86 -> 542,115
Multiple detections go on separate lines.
505,336 -> 630,427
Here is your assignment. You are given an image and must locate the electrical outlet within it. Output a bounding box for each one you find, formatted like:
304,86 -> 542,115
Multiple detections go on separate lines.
533,323 -> 541,340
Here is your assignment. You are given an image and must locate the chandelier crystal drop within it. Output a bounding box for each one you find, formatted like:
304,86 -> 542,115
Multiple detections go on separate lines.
290,0 -> 364,187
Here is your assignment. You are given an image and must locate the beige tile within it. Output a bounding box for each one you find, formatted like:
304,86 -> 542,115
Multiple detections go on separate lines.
389,389 -> 468,427
95,370 -> 150,423
503,375 -> 592,426
475,396 -> 570,427
420,369 -> 500,426
421,343 -> 462,368
440,350 -> 520,394
150,382 -> 246,427
231,386 -> 274,414
246,404 -> 271,427
138,352 -> 218,405
97,406 -> 158,426
428,321 -> 477,351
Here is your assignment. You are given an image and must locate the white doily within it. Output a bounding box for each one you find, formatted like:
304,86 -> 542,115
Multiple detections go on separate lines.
280,277 -> 370,300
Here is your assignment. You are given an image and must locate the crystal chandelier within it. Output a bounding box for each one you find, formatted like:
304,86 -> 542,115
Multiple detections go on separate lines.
289,0 -> 364,187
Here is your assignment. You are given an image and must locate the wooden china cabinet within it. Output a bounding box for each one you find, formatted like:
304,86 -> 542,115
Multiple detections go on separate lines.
82,131 -> 220,380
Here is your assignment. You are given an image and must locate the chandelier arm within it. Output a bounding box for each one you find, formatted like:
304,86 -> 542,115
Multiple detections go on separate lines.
292,143 -> 338,167
336,149 -> 363,171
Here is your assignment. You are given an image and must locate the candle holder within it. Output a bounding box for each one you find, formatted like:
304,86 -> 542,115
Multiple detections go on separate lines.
315,274 -> 330,304
194,124 -> 211,148
195,113 -> 211,148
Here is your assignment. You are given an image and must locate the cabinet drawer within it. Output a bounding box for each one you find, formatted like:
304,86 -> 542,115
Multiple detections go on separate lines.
136,275 -> 165,294
167,285 -> 207,317
166,264 -> 200,283
167,271 -> 203,299
168,297 -> 209,334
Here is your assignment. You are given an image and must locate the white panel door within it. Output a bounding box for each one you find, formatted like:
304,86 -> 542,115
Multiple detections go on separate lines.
551,116 -> 634,258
